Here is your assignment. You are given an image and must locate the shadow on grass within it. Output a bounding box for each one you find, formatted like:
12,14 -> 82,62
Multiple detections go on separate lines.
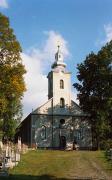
0,174 -> 93,180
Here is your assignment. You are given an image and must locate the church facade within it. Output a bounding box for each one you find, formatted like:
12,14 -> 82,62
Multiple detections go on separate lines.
16,47 -> 92,149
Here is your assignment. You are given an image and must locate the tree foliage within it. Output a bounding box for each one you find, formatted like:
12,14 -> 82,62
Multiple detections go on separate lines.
74,41 -> 112,149
0,13 -> 26,141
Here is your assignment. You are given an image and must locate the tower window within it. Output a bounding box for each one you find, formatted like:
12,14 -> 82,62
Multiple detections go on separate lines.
41,125 -> 46,140
60,80 -> 64,89
60,98 -> 65,108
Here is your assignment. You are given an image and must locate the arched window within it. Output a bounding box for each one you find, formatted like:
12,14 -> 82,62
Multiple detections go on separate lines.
60,80 -> 64,89
59,119 -> 65,129
60,98 -> 65,108
60,119 -> 65,124
41,125 -> 46,140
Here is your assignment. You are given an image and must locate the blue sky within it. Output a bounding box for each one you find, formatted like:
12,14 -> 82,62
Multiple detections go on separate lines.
0,0 -> 112,117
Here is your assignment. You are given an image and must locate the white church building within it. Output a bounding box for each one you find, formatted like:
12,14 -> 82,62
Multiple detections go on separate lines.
16,46 -> 92,150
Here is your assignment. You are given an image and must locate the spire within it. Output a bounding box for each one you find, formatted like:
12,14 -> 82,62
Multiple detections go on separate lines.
55,45 -> 63,62
51,46 -> 66,70
57,45 -> 60,52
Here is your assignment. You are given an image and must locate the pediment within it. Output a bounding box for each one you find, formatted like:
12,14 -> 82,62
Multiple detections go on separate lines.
70,100 -> 85,116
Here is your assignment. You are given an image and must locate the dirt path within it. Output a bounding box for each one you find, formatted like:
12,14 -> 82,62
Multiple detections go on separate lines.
66,151 -> 112,180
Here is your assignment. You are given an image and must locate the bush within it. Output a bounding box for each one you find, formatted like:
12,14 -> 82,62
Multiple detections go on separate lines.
99,139 -> 112,150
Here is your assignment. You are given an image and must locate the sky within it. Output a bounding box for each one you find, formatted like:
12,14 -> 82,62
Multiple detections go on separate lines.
0,0 -> 112,118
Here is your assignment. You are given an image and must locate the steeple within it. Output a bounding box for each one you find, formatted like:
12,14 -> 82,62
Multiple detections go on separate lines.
51,46 -> 66,70
47,45 -> 71,104
55,45 -> 63,62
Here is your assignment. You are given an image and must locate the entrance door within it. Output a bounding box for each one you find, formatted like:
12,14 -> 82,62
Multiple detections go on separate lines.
60,136 -> 66,149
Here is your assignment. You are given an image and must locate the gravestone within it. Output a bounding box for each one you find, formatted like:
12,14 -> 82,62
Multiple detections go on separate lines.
18,137 -> 21,152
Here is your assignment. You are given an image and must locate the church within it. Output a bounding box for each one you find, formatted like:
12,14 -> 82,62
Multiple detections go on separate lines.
16,46 -> 92,150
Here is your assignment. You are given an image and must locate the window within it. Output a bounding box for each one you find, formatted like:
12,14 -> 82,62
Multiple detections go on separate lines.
60,80 -> 64,89
60,119 -> 65,124
59,119 -> 65,128
60,98 -> 65,108
41,125 -> 46,140
75,130 -> 82,140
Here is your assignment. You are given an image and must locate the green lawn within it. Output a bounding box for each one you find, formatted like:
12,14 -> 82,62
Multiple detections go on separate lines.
2,150 -> 112,180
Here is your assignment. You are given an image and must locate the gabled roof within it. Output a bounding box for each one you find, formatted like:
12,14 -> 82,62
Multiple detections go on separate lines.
71,100 -> 89,116
32,98 -> 53,114
31,97 -> 88,116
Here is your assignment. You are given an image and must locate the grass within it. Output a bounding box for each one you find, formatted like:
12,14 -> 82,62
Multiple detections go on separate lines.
1,150 -> 112,180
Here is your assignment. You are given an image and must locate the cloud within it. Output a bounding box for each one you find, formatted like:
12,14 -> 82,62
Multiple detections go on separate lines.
43,31 -> 69,61
0,0 -> 8,8
96,23 -> 112,46
22,52 -> 48,118
104,23 -> 112,43
22,31 -> 70,118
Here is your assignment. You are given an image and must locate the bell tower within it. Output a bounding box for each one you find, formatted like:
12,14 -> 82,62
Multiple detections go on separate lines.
47,46 -> 71,108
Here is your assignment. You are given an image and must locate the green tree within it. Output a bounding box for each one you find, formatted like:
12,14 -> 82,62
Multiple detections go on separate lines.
0,13 -> 26,141
74,41 -> 112,149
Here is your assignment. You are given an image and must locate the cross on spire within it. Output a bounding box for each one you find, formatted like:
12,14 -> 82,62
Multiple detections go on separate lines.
57,45 -> 60,52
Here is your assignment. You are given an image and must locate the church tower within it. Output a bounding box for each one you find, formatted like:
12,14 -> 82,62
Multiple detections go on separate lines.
47,46 -> 71,109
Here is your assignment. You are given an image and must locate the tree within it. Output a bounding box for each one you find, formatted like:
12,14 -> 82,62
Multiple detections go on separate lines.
0,13 -> 26,141
74,41 -> 112,149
